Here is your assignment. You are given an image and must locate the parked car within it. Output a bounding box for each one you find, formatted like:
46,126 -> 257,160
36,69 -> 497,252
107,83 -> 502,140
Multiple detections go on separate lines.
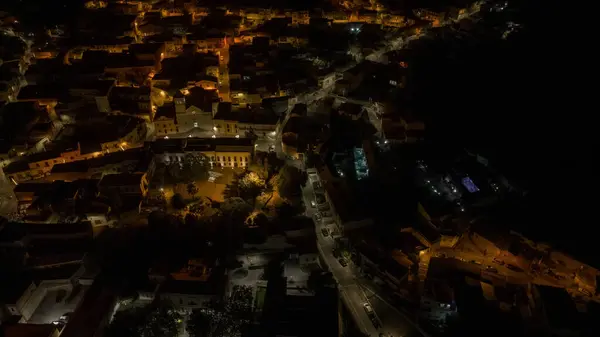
310,200 -> 316,207
363,303 -> 374,315
320,211 -> 333,218
313,213 -> 322,222
506,264 -> 524,272
338,258 -> 348,267
492,258 -> 504,265
321,228 -> 329,237
59,313 -> 72,323
485,266 -> 498,273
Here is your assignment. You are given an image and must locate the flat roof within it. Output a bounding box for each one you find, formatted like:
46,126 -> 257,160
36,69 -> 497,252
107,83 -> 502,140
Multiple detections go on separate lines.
3,324 -> 57,337
149,137 -> 254,154
98,173 -> 145,187
214,102 -> 279,125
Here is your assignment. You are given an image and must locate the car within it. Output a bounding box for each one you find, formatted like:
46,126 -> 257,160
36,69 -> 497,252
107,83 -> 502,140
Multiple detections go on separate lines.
485,266 -> 498,273
317,203 -> 330,211
363,303 -> 374,315
268,145 -> 275,152
310,200 -> 316,207
59,313 -> 72,322
492,258 -> 504,265
506,264 -> 524,272
313,213 -> 322,222
338,258 -> 348,267
320,211 -> 332,218
321,228 -> 329,237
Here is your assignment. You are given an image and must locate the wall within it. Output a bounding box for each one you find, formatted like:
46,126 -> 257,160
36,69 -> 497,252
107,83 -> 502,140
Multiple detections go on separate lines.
158,151 -> 251,169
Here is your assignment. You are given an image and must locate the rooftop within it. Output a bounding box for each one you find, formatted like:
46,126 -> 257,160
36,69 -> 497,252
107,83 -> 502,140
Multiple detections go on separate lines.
214,102 -> 280,125
149,137 -> 254,154
2,324 -> 57,337
98,173 -> 145,187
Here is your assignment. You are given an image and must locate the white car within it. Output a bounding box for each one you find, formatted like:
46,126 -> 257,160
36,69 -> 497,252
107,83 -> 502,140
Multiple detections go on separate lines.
363,302 -> 373,314
310,200 -> 316,207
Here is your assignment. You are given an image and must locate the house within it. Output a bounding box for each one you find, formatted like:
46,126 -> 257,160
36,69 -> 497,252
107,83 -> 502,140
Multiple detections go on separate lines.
0,101 -> 59,165
59,280 -> 119,337
49,147 -> 149,182
153,105 -> 179,136
314,159 -> 373,233
157,259 -> 226,313
68,80 -> 115,113
149,137 -> 255,169
2,324 -> 59,337
4,116 -> 146,183
98,173 -> 149,198
109,86 -> 154,121
213,102 -> 279,138
129,43 -> 166,67
16,84 -> 65,110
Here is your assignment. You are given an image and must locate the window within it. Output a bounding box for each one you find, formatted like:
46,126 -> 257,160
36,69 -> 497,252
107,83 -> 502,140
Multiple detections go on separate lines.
228,156 -> 231,161
234,156 -> 237,161
245,157 -> 248,162
211,156 -> 215,161
234,162 -> 238,167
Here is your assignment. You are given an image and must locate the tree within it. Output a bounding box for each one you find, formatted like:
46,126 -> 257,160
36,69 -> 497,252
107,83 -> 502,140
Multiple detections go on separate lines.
105,301 -> 181,337
167,162 -> 182,183
186,286 -> 253,337
227,285 -> 253,321
277,165 -> 307,200
221,198 -> 252,223
187,182 -> 199,199
238,172 -> 266,205
183,153 -> 209,181
225,172 -> 266,205
187,309 -> 212,337
172,193 -> 186,209
107,189 -> 123,218
275,201 -> 304,219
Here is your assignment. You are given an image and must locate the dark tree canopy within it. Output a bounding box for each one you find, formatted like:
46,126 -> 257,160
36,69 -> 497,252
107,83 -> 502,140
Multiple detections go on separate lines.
105,302 -> 181,337
277,165 -> 307,200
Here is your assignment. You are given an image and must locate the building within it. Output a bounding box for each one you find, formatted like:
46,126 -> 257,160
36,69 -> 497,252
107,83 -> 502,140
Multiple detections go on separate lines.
2,324 -> 59,337
149,137 -> 254,169
0,101 -> 60,166
173,87 -> 219,134
109,86 -> 154,121
68,80 -> 115,113
97,173 -> 149,198
213,102 -> 279,138
4,116 -> 146,183
49,147 -> 150,182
